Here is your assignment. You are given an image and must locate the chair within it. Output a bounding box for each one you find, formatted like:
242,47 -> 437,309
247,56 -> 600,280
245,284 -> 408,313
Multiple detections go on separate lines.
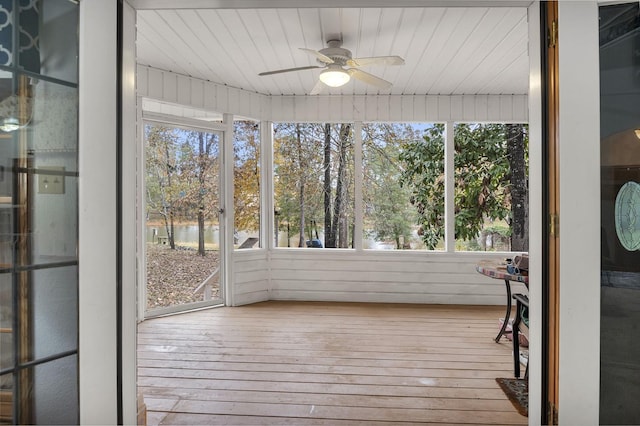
512,293 -> 529,379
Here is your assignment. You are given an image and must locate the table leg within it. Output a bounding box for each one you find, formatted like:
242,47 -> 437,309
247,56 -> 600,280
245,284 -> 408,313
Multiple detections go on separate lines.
513,299 -> 523,378
495,279 -> 512,343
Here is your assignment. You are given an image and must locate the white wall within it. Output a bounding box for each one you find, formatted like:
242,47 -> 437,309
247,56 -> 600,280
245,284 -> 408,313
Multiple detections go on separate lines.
137,65 -> 529,123
557,2 -> 601,424
78,0 -> 118,424
267,250 -> 526,305
231,249 -> 526,306
233,250 -> 270,306
231,248 -> 528,307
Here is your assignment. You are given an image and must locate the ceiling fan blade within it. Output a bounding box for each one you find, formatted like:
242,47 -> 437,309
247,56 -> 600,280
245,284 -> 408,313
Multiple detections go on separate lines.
347,56 -> 405,67
259,65 -> 322,76
347,68 -> 392,89
299,48 -> 334,64
309,80 -> 324,95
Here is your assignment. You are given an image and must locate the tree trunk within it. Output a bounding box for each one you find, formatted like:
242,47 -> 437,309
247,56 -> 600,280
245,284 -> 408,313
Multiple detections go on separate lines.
507,124 -> 528,251
323,123 -> 335,248
296,125 -> 306,247
332,124 -> 350,247
164,143 -> 176,250
169,212 -> 176,250
197,133 -> 206,256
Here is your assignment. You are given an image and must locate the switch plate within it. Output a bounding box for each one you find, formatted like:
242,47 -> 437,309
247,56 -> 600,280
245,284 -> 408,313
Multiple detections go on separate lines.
38,166 -> 65,194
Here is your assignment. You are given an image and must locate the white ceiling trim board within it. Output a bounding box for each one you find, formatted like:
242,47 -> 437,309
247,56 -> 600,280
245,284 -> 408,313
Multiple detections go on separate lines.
129,1 -> 534,10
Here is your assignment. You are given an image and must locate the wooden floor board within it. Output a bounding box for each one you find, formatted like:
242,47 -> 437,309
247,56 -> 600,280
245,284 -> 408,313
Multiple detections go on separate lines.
137,359 -> 510,378
138,301 -> 526,425
137,350 -> 512,366
139,387 -> 515,411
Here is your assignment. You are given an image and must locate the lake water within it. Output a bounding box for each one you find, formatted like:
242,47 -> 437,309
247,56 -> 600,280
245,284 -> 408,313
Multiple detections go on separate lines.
147,225 -> 431,250
146,225 -> 221,244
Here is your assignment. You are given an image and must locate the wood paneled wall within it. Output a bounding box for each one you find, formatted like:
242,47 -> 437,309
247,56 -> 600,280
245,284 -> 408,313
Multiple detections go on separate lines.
232,250 -> 526,306
233,251 -> 270,306
137,65 -> 528,123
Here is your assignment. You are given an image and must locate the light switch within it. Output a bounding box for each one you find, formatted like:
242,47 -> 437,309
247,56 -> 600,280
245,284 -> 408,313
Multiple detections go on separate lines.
38,167 -> 65,194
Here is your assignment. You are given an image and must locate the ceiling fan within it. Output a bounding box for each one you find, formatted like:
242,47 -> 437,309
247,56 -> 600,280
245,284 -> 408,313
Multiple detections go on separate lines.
259,39 -> 405,95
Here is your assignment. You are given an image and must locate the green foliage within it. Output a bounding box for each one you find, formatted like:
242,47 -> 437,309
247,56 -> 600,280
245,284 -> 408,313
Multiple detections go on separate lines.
273,123 -> 354,246
453,124 -> 511,241
484,223 -> 511,237
399,124 -> 445,249
234,121 -> 261,232
178,130 -> 220,219
273,123 -> 325,237
145,125 -> 181,221
400,123 -> 520,250
145,124 -> 220,252
362,123 -> 419,249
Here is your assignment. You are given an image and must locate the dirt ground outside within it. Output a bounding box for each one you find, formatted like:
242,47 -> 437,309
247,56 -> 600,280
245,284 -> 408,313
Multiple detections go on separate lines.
145,243 -> 220,309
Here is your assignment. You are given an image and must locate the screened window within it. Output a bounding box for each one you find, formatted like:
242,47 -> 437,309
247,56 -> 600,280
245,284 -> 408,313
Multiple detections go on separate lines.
273,122 -> 354,248
453,123 -> 529,252
233,120 -> 261,249
363,122 -> 444,250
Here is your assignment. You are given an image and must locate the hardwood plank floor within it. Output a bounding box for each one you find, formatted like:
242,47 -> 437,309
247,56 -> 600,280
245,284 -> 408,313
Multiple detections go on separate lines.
137,301 -> 527,425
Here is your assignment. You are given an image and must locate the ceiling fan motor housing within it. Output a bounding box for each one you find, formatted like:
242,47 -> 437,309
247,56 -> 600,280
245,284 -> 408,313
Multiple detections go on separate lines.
317,39 -> 352,65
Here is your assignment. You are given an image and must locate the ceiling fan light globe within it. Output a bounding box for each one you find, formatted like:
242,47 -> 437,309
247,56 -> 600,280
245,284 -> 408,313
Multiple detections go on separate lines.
0,117 -> 20,132
319,69 -> 350,87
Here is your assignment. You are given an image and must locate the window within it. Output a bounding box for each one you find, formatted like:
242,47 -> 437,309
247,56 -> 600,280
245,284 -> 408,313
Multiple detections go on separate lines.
273,123 -> 354,248
394,122 -> 528,252
362,122 -> 444,250
233,120 -> 261,249
271,121 -> 528,252
453,123 -> 529,252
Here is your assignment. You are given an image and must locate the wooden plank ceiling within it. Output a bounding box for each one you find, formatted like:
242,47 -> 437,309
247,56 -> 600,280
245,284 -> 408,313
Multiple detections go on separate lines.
136,7 -> 529,97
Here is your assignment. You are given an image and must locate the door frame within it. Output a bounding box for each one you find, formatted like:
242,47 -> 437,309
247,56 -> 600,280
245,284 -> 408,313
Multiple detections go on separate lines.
541,2 -> 559,423
137,108 -> 228,319
555,2 -> 602,424
115,0 -> 600,424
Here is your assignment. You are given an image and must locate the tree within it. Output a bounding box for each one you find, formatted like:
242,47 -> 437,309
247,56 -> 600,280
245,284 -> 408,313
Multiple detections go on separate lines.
506,124 -> 529,251
399,124 -> 445,249
145,125 -> 180,249
170,130 -> 219,255
273,122 -> 353,248
273,123 -> 324,247
295,124 -> 307,247
146,125 -> 219,254
400,123 -> 528,250
325,123 -> 353,248
362,123 -> 417,249
234,121 -> 261,238
334,124 -> 352,248
191,131 -> 218,255
323,124 -> 334,247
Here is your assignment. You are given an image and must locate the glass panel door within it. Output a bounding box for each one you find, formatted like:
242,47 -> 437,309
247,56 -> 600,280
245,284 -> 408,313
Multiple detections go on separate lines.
143,122 -> 224,317
0,1 -> 79,424
599,2 -> 640,424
